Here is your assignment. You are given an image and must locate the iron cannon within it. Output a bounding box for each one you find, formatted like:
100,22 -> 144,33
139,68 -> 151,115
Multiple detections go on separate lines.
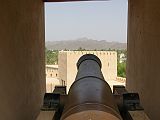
40,54 -> 149,120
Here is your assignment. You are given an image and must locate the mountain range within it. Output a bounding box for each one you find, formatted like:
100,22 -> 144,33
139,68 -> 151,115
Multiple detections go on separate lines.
46,38 -> 127,50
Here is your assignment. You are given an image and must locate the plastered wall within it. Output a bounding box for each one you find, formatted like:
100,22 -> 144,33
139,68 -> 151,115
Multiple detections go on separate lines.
0,0 -> 45,119
127,0 -> 160,119
46,66 -> 58,78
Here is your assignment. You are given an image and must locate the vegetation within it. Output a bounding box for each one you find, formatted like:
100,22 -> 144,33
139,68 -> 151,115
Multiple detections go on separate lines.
117,62 -> 126,78
45,48 -> 58,64
103,48 -> 127,78
117,49 -> 127,78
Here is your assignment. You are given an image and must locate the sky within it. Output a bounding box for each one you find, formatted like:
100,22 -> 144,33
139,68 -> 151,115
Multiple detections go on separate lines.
45,0 -> 128,43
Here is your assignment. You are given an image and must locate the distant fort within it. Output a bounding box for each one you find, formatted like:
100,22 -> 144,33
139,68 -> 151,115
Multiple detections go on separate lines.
58,51 -> 117,92
45,51 -> 126,93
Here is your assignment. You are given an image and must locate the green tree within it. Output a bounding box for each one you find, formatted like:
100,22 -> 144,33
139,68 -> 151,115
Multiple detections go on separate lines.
77,47 -> 86,51
117,62 -> 126,77
45,48 -> 58,64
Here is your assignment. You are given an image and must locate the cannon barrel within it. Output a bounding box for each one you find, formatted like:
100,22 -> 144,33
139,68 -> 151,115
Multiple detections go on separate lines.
60,54 -> 122,120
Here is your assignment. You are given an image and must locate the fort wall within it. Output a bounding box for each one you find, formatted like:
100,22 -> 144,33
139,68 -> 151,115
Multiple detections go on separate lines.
58,51 -> 117,92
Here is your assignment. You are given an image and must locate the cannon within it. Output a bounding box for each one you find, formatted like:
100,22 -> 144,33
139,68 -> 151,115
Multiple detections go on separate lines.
39,54 -> 150,120
61,54 -> 122,120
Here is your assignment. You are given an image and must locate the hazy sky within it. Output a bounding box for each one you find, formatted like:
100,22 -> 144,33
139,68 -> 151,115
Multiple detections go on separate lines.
45,0 -> 128,43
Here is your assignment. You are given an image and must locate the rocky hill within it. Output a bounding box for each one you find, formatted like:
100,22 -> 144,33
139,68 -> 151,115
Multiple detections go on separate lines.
46,38 -> 127,50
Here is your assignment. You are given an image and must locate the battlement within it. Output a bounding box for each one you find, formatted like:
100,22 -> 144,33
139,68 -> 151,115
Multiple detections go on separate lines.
116,77 -> 126,83
59,50 -> 117,56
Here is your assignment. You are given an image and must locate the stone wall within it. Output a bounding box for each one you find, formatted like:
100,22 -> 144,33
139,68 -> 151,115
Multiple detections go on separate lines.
0,0 -> 45,119
46,65 -> 58,78
127,0 -> 160,119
